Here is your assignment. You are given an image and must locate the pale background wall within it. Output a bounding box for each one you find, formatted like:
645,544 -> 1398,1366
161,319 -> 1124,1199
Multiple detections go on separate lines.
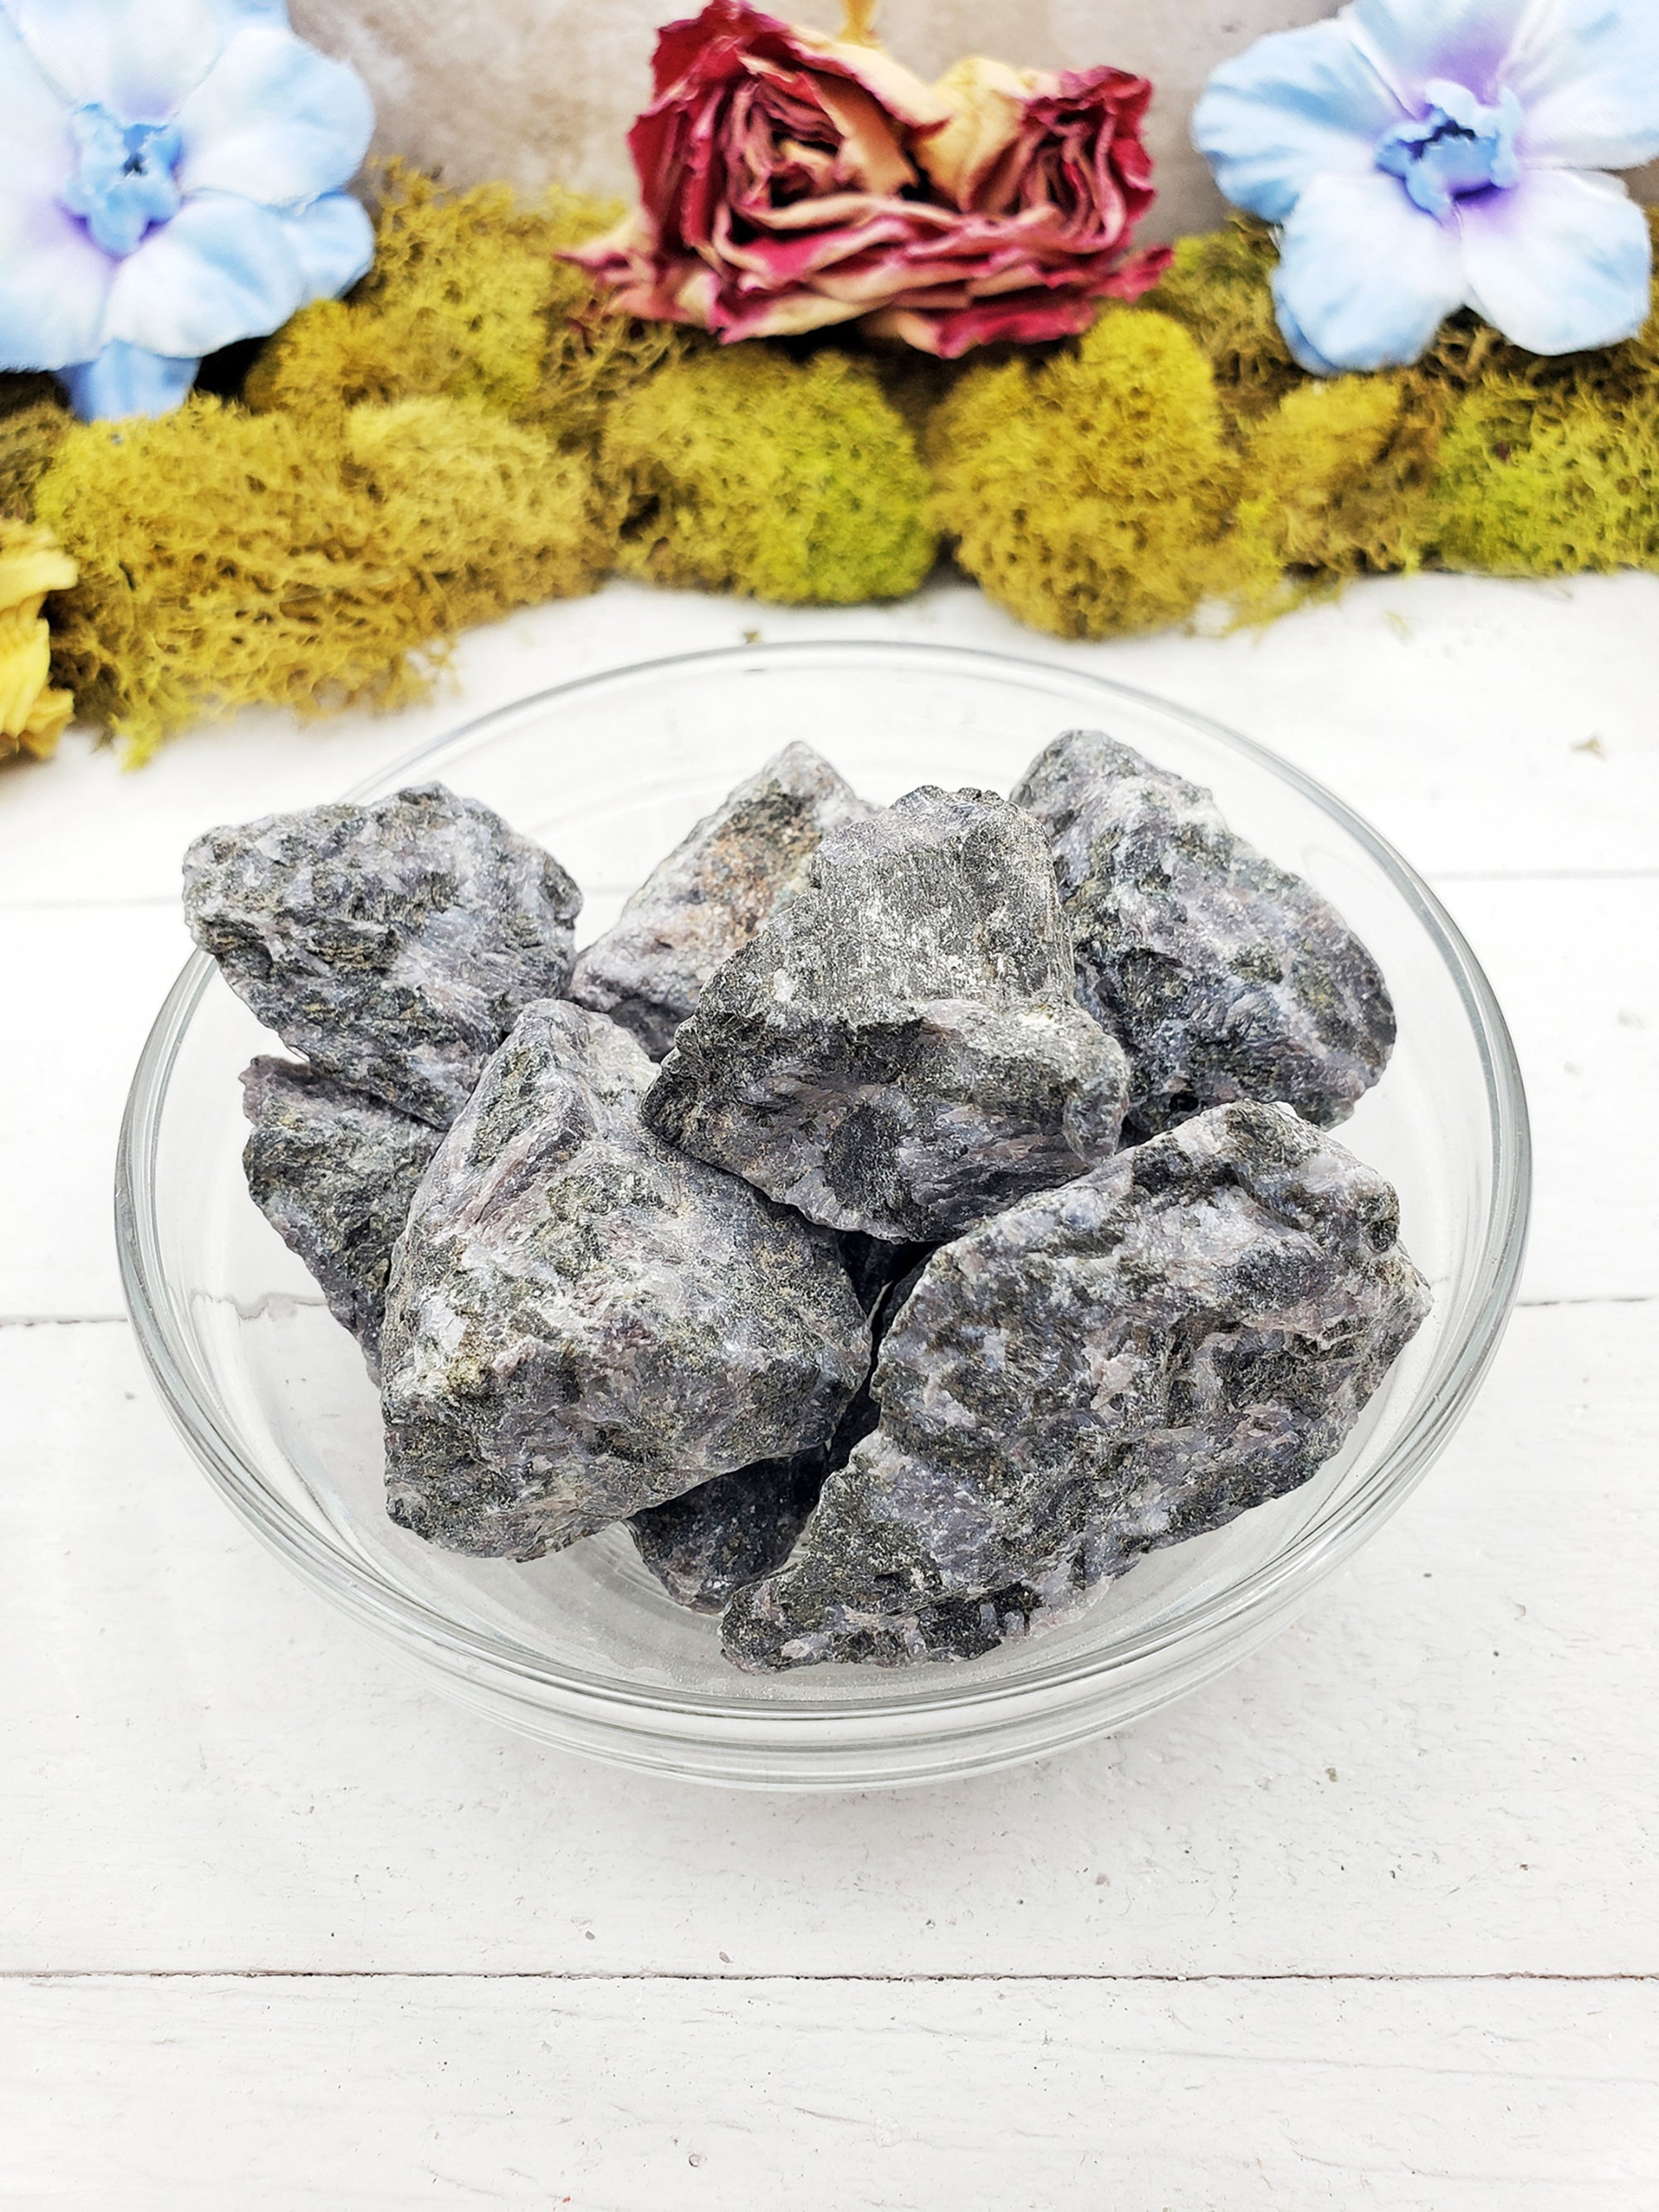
289,0 -> 1659,241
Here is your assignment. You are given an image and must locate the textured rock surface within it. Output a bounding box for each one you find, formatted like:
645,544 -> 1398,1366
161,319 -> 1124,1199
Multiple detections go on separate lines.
722,1103 -> 1430,1671
626,1452 -> 831,1617
241,1057 -> 441,1378
643,786 -> 1131,1242
569,742 -> 872,1059
1011,732 -> 1395,1140
627,1247 -> 927,1612
185,783 -> 581,1128
380,999 -> 869,1559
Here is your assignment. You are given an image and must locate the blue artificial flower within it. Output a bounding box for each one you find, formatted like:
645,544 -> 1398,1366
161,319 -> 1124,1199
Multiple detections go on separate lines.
1192,0 -> 1659,372
0,0 -> 375,418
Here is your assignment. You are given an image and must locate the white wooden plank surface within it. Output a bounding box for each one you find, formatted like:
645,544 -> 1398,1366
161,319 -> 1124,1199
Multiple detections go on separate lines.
0,573 -> 1655,909
3,1975 -> 1654,2212
7,1301 -> 1653,1977
2,571 -> 1654,2207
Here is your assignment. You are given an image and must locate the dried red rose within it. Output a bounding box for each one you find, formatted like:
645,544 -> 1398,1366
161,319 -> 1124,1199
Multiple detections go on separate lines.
875,55 -> 1172,355
572,2 -> 1170,357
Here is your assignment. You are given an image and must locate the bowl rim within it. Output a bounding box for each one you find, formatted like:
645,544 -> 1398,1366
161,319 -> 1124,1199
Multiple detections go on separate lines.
117,637 -> 1532,1734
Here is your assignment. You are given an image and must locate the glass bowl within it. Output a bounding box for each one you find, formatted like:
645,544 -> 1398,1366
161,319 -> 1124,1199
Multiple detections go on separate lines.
117,641 -> 1530,1791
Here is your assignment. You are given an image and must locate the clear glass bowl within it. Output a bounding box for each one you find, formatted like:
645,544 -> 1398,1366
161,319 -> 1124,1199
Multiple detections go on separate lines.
117,642 -> 1530,1790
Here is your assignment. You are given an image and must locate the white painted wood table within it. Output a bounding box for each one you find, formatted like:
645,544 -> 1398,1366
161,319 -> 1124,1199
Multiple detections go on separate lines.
2,575 -> 1655,2210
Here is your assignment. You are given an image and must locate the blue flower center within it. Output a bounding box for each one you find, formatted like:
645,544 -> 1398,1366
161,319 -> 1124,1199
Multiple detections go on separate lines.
1374,78 -> 1521,221
60,104 -> 183,259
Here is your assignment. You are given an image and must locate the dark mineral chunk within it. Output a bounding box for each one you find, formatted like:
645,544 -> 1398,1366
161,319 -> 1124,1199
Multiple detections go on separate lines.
641,785 -> 1130,1242
240,1057 -> 441,1378
1010,731 -> 1395,1140
626,1242 -> 927,1612
722,1102 -> 1430,1671
569,741 -> 872,1058
380,999 -> 870,1559
184,782 -> 581,1128
626,1452 -> 830,1616
836,1229 -> 940,1314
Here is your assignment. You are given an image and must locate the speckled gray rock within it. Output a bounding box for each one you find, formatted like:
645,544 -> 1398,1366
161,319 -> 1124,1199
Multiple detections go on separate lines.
184,783 -> 581,1128
626,1451 -> 831,1616
1010,732 -> 1395,1140
626,1246 -> 926,1612
240,1057 -> 441,1378
380,999 -> 869,1559
641,786 -> 1131,1242
569,742 -> 872,1059
722,1103 -> 1430,1671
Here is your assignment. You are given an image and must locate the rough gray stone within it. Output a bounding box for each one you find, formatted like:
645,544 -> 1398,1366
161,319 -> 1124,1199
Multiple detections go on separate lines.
641,786 -> 1131,1242
380,999 -> 870,1559
1010,731 -> 1395,1140
569,742 -> 872,1059
626,1247 -> 927,1612
626,1452 -> 831,1616
184,782 -> 581,1128
722,1103 -> 1430,1671
240,1057 -> 441,1378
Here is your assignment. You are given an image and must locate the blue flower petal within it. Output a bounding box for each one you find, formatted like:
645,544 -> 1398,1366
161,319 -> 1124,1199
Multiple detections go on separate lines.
1345,0 -> 1535,109
0,11 -> 76,197
1270,292 -> 1345,377
276,190 -> 373,303
175,26 -> 373,208
1459,165 -> 1652,352
1272,170 -> 1467,372
5,0 -> 225,124
103,189 -> 304,356
0,191 -> 111,371
1192,18 -> 1404,222
208,0 -> 289,27
1506,0 -> 1659,172
61,341 -> 200,420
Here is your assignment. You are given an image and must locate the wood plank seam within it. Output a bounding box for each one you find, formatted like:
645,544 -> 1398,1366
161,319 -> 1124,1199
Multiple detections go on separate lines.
6,1981 -> 1654,1999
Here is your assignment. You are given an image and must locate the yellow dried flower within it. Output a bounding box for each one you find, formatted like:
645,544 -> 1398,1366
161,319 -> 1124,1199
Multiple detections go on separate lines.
0,522 -> 77,761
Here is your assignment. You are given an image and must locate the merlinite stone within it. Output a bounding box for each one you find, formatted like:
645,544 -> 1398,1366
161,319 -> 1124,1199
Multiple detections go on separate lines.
722,1102 -> 1430,1671
568,741 -> 872,1059
626,1246 -> 927,1612
240,1056 -> 441,1378
625,1451 -> 831,1616
640,785 -> 1131,1242
1010,731 -> 1395,1140
380,999 -> 870,1559
184,781 -> 581,1128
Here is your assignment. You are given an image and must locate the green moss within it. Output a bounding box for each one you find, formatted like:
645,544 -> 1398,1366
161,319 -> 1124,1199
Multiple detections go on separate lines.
0,395 -> 69,521
1146,219 -> 1301,427
601,348 -> 937,604
36,395 -> 606,762
1224,373 -> 1443,611
245,163 -> 684,448
27,193 -> 1659,767
1429,380 -> 1659,575
928,309 -> 1238,638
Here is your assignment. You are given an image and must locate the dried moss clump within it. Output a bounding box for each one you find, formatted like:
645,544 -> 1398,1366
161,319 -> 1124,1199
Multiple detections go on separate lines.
0,379 -> 69,521
1147,220 -> 1301,428
929,310 -> 1238,639
602,348 -> 937,605
1429,381 -> 1659,576
36,396 -> 605,762
246,165 -> 688,449
1223,373 -> 1446,612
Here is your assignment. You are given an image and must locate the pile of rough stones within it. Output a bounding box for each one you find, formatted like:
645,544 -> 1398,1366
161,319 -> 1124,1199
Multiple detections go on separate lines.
183,732 -> 1429,1671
